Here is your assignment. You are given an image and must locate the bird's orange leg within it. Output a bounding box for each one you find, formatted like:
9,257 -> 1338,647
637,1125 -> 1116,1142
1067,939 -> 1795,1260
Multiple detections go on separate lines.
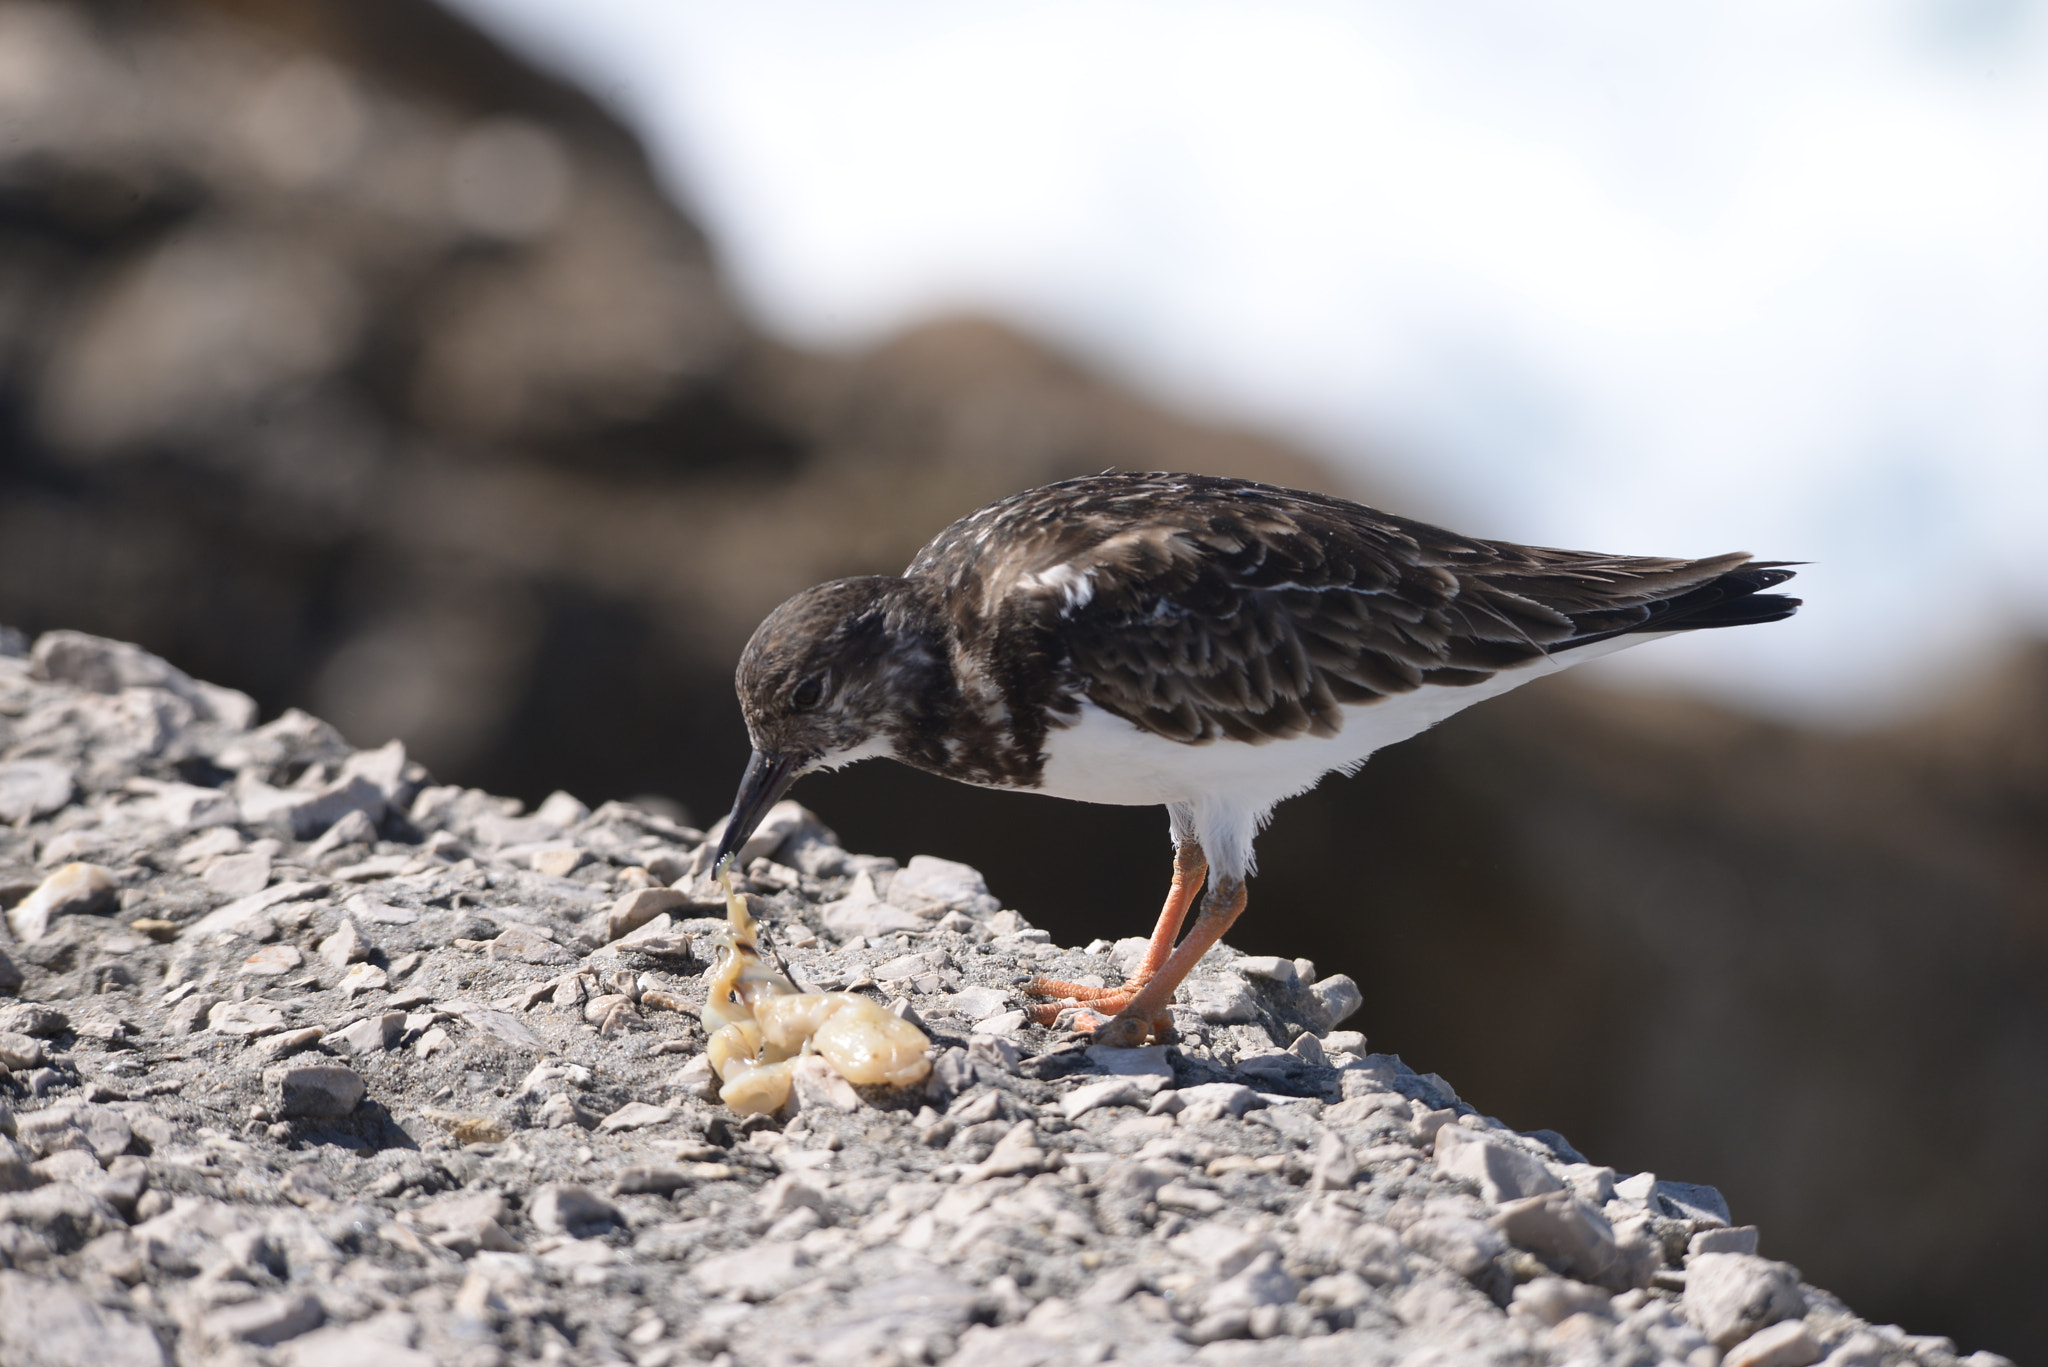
1025,840 -> 1206,1026
1093,875 -> 1248,1049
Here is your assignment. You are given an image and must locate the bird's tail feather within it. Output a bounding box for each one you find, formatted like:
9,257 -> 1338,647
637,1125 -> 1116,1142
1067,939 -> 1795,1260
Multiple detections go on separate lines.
1553,561 -> 1801,653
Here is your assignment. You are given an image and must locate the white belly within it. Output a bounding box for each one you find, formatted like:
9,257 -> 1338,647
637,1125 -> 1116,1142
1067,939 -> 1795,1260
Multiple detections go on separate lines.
1031,634 -> 1658,880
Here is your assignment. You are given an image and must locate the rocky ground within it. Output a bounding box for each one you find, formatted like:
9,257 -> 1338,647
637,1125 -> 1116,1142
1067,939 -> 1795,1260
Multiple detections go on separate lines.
10,7 -> 2048,1348
0,629 -> 2011,1367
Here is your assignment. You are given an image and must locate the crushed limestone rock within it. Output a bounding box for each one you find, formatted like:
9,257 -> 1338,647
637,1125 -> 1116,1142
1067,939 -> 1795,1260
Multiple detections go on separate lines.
0,630 -> 2010,1367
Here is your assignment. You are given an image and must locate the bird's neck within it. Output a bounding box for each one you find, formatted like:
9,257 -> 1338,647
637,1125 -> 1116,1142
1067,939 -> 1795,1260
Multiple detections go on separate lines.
859,583 -> 959,765
862,583 -> 1065,790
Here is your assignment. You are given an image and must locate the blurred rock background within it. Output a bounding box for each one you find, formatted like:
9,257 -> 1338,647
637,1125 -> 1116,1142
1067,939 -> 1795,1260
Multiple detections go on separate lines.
0,0 -> 2042,1355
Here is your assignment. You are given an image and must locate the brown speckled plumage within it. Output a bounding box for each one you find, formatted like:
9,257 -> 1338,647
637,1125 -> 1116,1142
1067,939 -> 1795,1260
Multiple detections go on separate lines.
734,472 -> 1797,789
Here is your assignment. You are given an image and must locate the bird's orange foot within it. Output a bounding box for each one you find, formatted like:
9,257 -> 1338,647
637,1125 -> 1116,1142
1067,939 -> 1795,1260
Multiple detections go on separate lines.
1024,975 -> 1174,1043
1023,973 -> 1139,1026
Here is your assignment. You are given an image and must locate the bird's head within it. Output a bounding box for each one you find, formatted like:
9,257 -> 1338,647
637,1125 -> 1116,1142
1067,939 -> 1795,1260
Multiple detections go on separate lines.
712,576 -> 938,867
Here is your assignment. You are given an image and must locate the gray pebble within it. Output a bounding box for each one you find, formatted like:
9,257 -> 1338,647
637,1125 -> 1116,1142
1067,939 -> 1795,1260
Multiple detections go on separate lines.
1434,1125 -> 1564,1203
1692,1225 -> 1763,1258
202,850 -> 273,898
1685,1252 -> 1809,1349
333,1012 -> 403,1055
529,1182 -> 623,1236
264,1063 -> 366,1117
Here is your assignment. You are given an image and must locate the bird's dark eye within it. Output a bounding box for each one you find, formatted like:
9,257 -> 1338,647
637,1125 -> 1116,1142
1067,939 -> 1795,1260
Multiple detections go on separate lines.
790,676 -> 825,711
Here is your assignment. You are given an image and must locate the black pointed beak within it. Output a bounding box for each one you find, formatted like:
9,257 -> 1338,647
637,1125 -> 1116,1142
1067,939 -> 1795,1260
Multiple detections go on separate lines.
712,749 -> 806,869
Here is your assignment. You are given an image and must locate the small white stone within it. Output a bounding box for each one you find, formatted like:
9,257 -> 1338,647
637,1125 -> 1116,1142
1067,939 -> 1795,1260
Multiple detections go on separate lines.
1435,1127 -> 1564,1204
1203,1251 -> 1299,1315
0,1033 -> 45,1070
672,1055 -> 720,1102
1084,1043 -> 1175,1081
536,1093 -> 592,1129
529,1183 -> 621,1237
176,827 -> 245,866
209,1001 -> 288,1037
1817,1332 -> 1888,1367
240,944 -> 303,977
872,949 -> 946,982
603,887 -> 689,942
1287,1032 -> 1328,1067
1510,1276 -> 1613,1328
264,1063 -> 366,1116
596,1102 -> 674,1134
1548,1163 -> 1613,1206
944,986 -> 1013,1020
0,760 -> 73,824
1308,1131 -> 1359,1190
789,1056 -> 861,1113
1690,1225 -> 1761,1258
1723,1318 -> 1823,1367
317,920 -> 371,968
252,1027 -> 325,1061
693,1242 -> 812,1301
1656,1178 -> 1732,1225
1402,1216 -> 1506,1278
1169,1222 -> 1278,1278
533,790 -> 591,827
1156,1182 -> 1226,1214
202,852 -> 273,898
487,924 -> 573,964
408,1190 -> 514,1248
971,1009 -> 1027,1038
1310,974 -> 1364,1027
1685,1253 -> 1808,1349
338,962 -> 388,996
962,1122 -> 1047,1182
1613,1170 -> 1658,1203
183,881 -> 323,939
886,855 -> 1001,917
7,863 -> 117,941
1060,1076 -> 1154,1120
1232,955 -> 1297,984
343,893 -> 419,925
1174,1082 -> 1262,1119
333,1013 -> 403,1054
758,1173 -> 832,1221
1183,977 -> 1257,1025
304,808 -> 378,858
528,845 -> 589,878
1492,1190 -> 1619,1284
818,875 -> 927,939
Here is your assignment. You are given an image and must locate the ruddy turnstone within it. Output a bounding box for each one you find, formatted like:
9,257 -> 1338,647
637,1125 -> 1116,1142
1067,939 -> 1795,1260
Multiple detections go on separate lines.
711,472 -> 1798,1047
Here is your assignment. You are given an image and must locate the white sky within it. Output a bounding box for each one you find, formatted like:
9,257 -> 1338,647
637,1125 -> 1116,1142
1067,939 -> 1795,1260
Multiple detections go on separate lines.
445,0 -> 2048,722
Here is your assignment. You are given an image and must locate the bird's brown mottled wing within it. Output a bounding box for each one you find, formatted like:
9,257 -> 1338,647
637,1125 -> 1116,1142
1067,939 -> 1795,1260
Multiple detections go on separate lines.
910,473 -> 1797,746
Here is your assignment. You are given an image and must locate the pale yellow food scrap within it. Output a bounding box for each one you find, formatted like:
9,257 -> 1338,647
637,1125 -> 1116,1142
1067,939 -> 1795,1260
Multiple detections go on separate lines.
755,992 -> 933,1088
699,862 -> 931,1114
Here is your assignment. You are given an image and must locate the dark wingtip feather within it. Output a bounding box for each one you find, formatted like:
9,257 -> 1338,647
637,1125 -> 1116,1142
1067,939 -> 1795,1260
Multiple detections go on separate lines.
1675,591 -> 1802,630
1553,562 -> 1801,652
